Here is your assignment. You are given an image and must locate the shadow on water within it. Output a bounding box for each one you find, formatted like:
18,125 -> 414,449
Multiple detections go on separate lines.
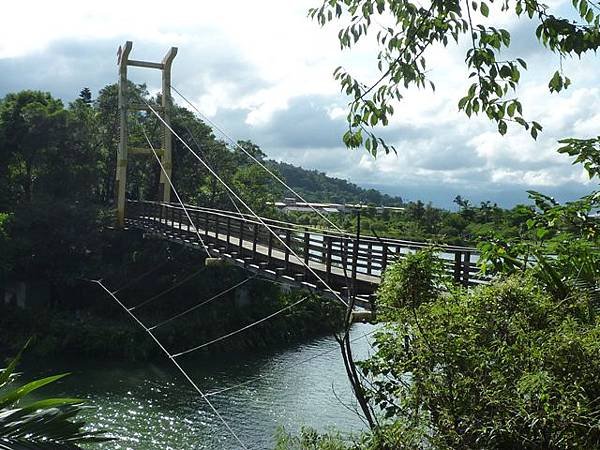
22,323 -> 377,450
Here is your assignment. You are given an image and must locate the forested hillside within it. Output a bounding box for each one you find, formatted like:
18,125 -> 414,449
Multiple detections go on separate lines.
0,85 -> 282,287
268,161 -> 403,205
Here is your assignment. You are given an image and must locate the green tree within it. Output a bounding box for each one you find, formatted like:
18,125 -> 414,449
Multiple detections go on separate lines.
232,164 -> 283,216
404,200 -> 425,223
233,139 -> 266,164
78,87 -> 92,105
363,256 -> 600,449
172,106 -> 234,207
310,0 -> 600,153
94,82 -> 151,203
0,91 -> 67,204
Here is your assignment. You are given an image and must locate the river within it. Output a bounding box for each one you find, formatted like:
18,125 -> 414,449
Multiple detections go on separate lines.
23,322 -> 376,450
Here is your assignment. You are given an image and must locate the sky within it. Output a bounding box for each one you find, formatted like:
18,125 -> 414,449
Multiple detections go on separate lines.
0,0 -> 598,208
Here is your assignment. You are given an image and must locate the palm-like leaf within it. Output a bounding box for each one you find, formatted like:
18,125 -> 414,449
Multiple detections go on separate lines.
0,346 -> 111,449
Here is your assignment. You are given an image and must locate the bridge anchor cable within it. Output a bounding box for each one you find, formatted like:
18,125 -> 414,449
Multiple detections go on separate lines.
172,295 -> 309,357
90,280 -> 249,450
129,266 -> 209,311
148,274 -> 258,330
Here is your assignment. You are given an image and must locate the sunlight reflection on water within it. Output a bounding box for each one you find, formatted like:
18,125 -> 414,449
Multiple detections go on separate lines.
25,323 -> 376,450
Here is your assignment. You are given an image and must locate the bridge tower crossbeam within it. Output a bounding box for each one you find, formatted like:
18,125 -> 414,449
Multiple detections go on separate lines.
115,41 -> 178,227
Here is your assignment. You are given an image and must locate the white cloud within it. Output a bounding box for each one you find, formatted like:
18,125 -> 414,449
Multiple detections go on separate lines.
0,0 -> 598,207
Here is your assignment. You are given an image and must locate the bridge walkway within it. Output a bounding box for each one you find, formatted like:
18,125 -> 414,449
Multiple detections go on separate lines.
125,200 -> 488,309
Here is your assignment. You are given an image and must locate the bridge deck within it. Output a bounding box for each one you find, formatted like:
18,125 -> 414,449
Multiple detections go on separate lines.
125,201 -> 489,309
127,216 -> 379,308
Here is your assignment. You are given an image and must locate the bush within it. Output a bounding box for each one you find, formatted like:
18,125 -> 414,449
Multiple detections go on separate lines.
275,426 -> 352,450
361,264 -> 600,449
0,343 -> 111,448
376,248 -> 447,314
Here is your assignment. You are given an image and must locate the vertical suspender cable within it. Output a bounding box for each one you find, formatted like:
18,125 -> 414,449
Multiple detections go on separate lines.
143,100 -> 349,309
171,85 -> 353,237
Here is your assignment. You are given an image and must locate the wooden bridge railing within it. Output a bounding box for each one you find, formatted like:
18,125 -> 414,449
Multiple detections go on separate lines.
125,200 -> 489,288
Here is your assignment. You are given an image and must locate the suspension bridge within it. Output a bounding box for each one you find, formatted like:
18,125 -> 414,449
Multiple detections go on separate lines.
97,41 -> 490,449
112,38 -> 485,309
125,200 -> 485,310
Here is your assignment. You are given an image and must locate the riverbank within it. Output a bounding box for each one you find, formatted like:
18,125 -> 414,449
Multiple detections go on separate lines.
0,285 -> 345,361
0,234 -> 345,361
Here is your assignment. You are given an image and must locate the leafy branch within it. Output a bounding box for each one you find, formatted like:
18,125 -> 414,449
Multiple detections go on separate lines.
310,0 -> 600,153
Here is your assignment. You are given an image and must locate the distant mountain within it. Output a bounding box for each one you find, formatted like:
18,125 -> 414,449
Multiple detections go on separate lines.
268,161 -> 403,206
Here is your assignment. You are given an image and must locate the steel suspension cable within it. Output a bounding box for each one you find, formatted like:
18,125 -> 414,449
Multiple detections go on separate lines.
148,274 -> 257,330
129,266 -> 209,311
182,124 -> 245,218
171,84 -> 353,238
136,118 -> 212,258
172,295 -> 309,358
143,100 -> 349,309
171,86 -> 355,299
90,280 -> 248,449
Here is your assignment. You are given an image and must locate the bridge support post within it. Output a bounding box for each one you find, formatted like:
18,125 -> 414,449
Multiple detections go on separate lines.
115,41 -> 178,227
159,47 -> 177,205
462,251 -> 471,287
116,42 -> 132,228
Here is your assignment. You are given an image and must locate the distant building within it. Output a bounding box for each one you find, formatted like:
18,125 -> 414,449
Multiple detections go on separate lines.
268,200 -> 404,215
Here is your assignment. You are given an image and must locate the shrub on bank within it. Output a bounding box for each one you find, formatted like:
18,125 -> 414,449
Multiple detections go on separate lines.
276,250 -> 600,449
359,252 -> 600,449
0,286 -> 345,361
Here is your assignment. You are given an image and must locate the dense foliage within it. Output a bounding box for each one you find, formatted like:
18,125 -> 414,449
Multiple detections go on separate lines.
0,85 -> 389,364
1,78 -> 597,449
0,86 -> 412,290
276,115 -> 599,450
290,196 -> 535,245
278,146 -> 599,448
364,255 -> 600,449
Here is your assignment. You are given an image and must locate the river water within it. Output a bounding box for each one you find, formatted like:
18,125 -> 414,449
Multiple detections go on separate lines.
24,323 -> 376,450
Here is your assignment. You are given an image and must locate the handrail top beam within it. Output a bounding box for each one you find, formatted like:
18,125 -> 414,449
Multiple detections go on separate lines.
126,199 -> 478,252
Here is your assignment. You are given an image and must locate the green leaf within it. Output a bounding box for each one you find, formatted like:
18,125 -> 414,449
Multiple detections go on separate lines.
579,0 -> 588,18
498,120 -> 508,135
21,397 -> 86,412
0,339 -> 33,389
585,9 -> 594,22
481,2 -> 490,17
536,227 -> 549,239
507,102 -> 516,117
0,374 -> 70,409
549,71 -> 563,93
